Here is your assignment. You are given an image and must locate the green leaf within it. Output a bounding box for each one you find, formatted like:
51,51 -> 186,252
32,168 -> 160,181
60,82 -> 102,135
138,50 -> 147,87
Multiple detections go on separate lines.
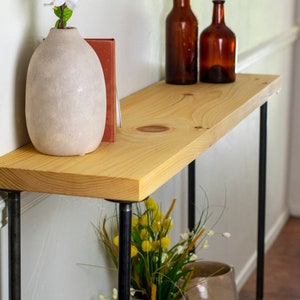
63,7 -> 73,23
54,7 -> 62,18
53,6 -> 73,28
55,19 -> 60,28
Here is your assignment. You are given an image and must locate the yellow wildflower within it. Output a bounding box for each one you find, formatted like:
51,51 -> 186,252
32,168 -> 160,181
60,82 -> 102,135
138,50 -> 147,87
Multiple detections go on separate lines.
152,240 -> 160,251
132,216 -> 139,228
161,237 -> 171,249
140,228 -> 149,239
139,214 -> 148,227
145,197 -> 158,211
151,221 -> 161,233
113,235 -> 119,247
141,240 -> 152,252
163,218 -> 174,230
131,245 -> 139,257
154,210 -> 163,221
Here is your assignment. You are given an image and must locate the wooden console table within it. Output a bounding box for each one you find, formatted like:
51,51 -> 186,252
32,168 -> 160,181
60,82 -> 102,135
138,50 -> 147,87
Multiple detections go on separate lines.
0,74 -> 281,300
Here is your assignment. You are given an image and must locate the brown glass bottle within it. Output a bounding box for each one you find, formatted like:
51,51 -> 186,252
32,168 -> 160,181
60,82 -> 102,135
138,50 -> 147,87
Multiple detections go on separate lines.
200,0 -> 236,83
165,0 -> 198,85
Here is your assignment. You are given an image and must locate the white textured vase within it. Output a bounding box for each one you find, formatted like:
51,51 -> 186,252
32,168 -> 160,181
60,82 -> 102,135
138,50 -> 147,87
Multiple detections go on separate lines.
26,27 -> 106,156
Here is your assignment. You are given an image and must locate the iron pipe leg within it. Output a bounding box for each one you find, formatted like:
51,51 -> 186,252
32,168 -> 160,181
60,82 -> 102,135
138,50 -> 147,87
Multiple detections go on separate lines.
7,191 -> 21,300
256,103 -> 268,300
118,202 -> 132,300
188,160 -> 196,232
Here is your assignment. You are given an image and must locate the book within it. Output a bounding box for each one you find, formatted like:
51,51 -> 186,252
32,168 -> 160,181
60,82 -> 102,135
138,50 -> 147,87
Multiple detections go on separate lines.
86,38 -> 116,142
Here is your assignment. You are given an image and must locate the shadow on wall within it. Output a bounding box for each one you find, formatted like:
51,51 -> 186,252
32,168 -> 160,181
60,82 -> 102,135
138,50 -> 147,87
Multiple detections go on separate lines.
12,0 -> 40,148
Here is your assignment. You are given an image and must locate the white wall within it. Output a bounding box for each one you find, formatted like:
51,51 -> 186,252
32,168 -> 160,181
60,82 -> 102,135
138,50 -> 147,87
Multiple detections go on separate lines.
0,0 -> 297,299
288,2 -> 300,216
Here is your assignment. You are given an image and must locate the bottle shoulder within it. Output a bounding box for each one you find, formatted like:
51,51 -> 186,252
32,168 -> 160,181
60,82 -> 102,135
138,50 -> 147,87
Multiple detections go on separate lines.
200,24 -> 235,38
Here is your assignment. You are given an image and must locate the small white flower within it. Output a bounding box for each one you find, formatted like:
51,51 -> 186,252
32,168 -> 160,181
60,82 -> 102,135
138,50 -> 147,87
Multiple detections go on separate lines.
189,253 -> 197,261
112,288 -> 118,299
202,239 -> 209,249
54,0 -> 65,5
180,232 -> 189,241
99,295 -> 106,300
175,245 -> 185,255
161,252 -> 168,263
222,232 -> 231,238
130,288 -> 136,296
44,0 -> 79,10
207,230 -> 214,236
65,0 -> 79,10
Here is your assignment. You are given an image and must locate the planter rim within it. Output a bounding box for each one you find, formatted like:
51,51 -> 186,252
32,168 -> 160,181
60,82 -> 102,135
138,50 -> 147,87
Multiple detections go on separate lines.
185,260 -> 233,277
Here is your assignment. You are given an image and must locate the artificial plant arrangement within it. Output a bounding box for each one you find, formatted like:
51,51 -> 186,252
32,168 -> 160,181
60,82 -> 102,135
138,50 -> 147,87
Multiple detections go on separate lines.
96,197 -> 230,300
45,0 -> 78,28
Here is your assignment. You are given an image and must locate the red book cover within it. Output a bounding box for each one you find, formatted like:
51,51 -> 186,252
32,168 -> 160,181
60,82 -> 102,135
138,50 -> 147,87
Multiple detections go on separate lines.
86,38 -> 116,142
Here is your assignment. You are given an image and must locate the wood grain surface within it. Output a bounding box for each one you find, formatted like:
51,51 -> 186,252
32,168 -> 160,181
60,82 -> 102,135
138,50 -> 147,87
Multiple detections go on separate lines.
0,74 -> 281,201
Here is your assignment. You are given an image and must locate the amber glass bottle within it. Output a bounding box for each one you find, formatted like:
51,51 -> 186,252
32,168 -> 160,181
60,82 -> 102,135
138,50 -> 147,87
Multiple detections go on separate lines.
165,0 -> 198,85
199,0 -> 236,83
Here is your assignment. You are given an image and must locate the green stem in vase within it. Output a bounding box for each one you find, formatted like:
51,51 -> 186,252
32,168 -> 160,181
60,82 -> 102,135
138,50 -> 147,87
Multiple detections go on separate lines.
54,3 -> 73,29
59,4 -> 65,28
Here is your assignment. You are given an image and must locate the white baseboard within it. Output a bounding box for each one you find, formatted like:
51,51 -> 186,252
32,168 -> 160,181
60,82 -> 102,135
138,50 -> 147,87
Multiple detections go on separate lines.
235,210 -> 290,291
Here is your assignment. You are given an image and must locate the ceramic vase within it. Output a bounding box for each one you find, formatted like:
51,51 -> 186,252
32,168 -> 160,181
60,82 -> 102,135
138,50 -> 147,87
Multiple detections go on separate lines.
25,27 -> 106,156
179,261 -> 238,300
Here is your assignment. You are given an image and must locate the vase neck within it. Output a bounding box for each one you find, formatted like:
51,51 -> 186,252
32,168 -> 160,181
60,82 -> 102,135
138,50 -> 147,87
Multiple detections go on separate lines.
212,1 -> 225,25
173,0 -> 191,8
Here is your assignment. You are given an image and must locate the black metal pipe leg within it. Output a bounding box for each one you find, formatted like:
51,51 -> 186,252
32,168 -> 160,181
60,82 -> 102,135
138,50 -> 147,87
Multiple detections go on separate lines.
118,202 -> 132,300
256,103 -> 268,300
7,191 -> 21,300
188,160 -> 196,232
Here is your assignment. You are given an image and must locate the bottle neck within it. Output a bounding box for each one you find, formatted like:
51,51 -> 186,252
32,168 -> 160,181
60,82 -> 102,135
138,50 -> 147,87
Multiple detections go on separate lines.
212,1 -> 225,24
173,0 -> 190,8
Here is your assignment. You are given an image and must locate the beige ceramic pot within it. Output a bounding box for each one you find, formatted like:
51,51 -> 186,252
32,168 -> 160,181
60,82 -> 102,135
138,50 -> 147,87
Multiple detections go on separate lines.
179,261 -> 238,300
26,27 -> 106,156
